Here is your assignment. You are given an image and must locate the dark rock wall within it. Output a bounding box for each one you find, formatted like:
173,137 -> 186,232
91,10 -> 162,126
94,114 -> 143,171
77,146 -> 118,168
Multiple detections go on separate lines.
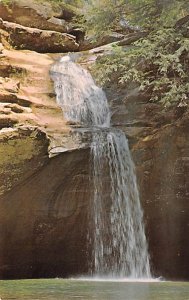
107,84 -> 189,280
134,122 -> 189,280
0,146 -> 90,279
0,82 -> 189,280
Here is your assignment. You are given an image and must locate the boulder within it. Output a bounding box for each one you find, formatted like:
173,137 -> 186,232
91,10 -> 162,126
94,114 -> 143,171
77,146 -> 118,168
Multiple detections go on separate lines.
0,0 -> 72,33
0,19 -> 79,53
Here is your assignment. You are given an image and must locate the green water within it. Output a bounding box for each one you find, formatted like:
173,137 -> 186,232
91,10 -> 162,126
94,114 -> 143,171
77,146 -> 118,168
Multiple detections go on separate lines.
0,279 -> 189,300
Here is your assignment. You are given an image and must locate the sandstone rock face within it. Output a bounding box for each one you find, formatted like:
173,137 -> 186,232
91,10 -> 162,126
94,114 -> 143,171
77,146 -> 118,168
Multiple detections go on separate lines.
0,19 -> 79,53
0,48 -> 67,135
134,117 -> 189,280
0,145 -> 90,279
0,44 -> 91,279
0,41 -> 90,279
106,84 -> 189,280
0,0 -> 74,33
0,17 -> 189,281
0,57 -> 189,280
0,126 -> 49,196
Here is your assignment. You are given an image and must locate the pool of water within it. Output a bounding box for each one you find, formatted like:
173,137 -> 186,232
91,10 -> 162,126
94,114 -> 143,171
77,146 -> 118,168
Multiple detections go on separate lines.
0,279 -> 189,300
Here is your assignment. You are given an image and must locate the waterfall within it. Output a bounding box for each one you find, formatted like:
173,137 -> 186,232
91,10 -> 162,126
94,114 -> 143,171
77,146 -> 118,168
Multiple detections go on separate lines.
51,56 -> 151,279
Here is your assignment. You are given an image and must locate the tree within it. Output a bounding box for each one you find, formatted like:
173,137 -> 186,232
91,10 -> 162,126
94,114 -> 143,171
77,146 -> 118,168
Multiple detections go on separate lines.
86,0 -> 189,107
79,0 -> 189,36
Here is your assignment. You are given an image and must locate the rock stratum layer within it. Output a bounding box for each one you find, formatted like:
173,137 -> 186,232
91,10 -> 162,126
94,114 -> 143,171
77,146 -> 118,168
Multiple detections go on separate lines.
0,0 -> 189,281
0,18 -> 79,53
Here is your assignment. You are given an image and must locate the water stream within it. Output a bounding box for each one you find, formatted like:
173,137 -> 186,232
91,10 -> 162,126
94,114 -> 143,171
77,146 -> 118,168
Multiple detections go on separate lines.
51,56 -> 151,279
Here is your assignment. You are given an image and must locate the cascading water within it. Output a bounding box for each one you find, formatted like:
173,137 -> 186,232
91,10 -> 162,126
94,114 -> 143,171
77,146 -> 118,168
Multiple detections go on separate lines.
51,56 -> 151,279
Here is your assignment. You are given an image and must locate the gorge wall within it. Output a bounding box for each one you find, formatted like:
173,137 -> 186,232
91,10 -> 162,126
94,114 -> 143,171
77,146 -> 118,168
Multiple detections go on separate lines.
0,0 -> 189,280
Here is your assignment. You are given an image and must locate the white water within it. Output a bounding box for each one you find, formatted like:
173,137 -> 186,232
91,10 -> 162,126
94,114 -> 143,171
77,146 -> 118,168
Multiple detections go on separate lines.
51,57 -> 110,127
51,56 -> 151,279
72,277 -> 160,282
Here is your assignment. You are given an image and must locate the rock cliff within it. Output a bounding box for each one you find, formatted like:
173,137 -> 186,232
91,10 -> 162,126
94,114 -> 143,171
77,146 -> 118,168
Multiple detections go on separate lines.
106,84 -> 189,280
0,0 -> 189,281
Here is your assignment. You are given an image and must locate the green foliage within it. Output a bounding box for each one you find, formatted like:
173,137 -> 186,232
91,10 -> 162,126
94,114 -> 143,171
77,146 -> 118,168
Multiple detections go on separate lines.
92,28 -> 189,107
1,0 -> 11,4
79,0 -> 126,36
78,0 -> 189,37
126,0 -> 189,28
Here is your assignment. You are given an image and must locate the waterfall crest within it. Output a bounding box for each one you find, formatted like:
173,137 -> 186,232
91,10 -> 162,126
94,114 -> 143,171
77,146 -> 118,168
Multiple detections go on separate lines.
51,56 -> 151,279
51,57 -> 110,127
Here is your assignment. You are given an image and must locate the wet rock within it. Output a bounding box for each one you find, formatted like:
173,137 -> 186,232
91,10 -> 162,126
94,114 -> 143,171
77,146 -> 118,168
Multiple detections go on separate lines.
0,19 -> 79,53
133,123 -> 189,280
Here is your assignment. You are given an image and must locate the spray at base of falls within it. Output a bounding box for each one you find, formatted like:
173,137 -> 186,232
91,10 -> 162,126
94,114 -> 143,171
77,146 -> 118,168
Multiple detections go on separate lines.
51,56 -> 151,279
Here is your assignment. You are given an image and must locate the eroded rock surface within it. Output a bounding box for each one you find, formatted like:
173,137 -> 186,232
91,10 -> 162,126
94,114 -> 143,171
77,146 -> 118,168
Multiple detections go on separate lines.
0,3 -> 189,281
0,19 -> 79,53
0,126 -> 49,196
106,83 -> 189,280
0,145 -> 90,279
134,115 -> 189,280
0,0 -> 76,33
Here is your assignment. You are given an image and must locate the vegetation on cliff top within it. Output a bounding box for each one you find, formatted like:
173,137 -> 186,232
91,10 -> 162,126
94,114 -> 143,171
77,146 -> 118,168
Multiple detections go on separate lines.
93,27 -> 189,107
81,0 -> 189,108
79,0 -> 189,35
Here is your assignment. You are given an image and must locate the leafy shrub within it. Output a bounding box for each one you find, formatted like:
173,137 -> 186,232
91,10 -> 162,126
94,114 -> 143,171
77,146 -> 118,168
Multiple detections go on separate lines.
92,28 -> 189,107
